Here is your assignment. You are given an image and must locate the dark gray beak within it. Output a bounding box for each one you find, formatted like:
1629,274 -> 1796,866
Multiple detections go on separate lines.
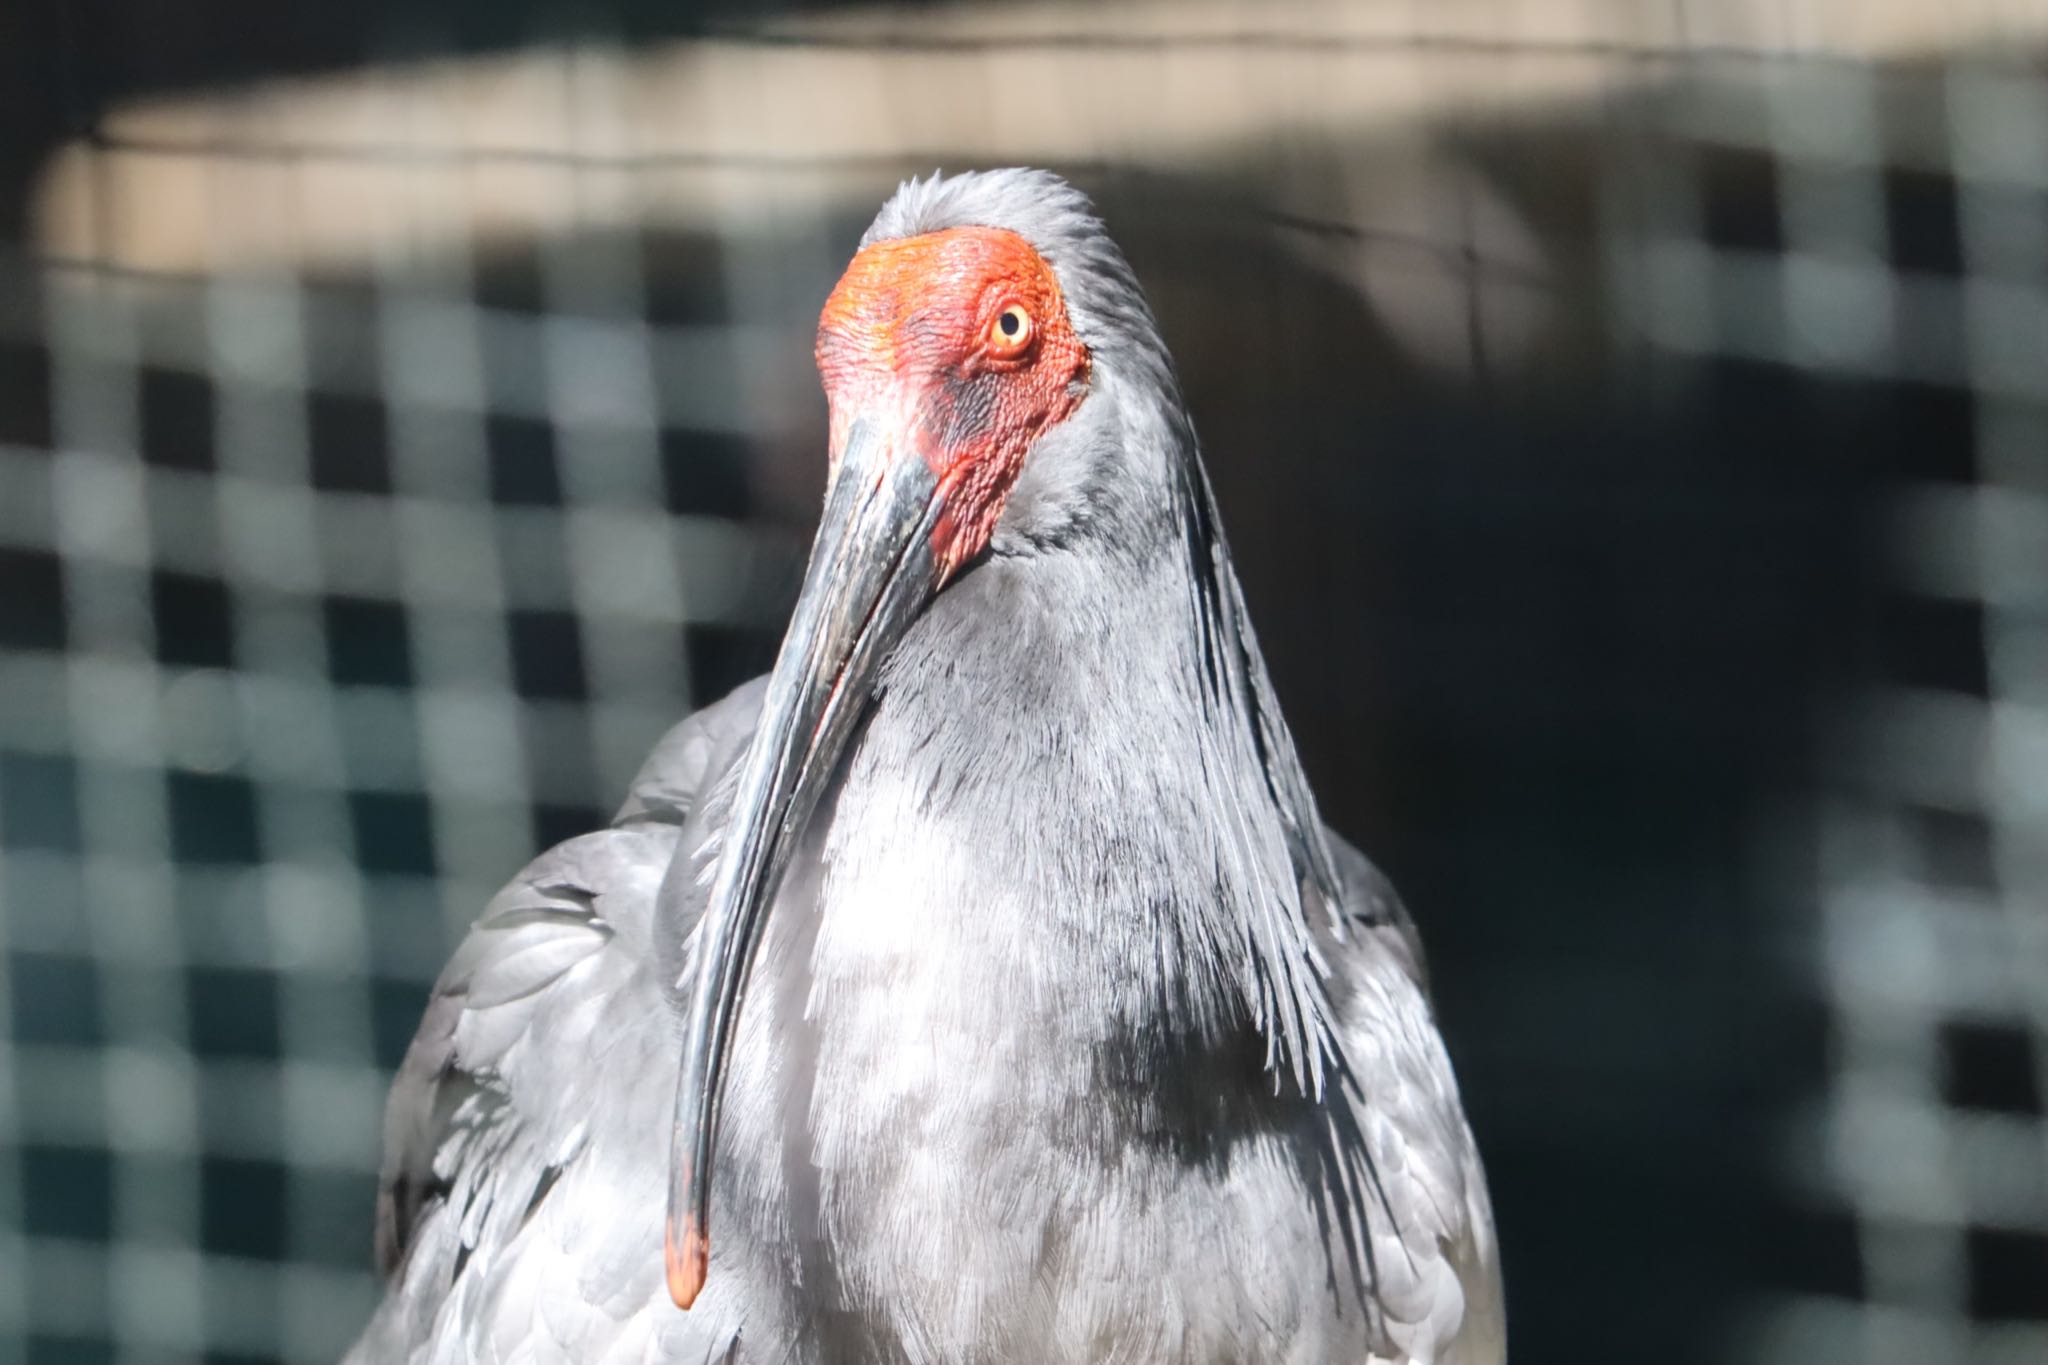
666,422 -> 944,1309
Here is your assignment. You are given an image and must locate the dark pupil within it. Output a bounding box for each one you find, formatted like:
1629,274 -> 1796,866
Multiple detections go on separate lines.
998,311 -> 1020,337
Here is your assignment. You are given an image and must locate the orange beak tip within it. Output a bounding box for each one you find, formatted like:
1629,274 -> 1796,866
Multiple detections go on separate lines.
665,1220 -> 709,1311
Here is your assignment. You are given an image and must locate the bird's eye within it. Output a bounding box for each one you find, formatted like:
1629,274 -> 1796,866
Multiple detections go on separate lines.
988,304 -> 1034,355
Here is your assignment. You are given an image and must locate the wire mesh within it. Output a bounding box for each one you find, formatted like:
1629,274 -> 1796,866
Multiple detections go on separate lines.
0,5 -> 2043,1362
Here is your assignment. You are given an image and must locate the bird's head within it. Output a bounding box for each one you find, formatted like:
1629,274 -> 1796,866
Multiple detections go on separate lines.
815,223 -> 1092,580
666,170 -> 1139,1310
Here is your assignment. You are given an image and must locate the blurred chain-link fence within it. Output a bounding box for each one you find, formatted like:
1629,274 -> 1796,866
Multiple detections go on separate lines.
1,3 -> 2044,1362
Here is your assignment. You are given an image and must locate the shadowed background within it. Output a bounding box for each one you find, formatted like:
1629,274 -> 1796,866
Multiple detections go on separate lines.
0,3 -> 2044,1362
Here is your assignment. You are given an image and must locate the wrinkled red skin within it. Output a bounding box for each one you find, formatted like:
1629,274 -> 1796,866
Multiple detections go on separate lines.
815,227 -> 1092,582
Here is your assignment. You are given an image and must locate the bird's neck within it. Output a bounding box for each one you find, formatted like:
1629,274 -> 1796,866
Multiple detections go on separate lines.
813,453 -> 1341,1100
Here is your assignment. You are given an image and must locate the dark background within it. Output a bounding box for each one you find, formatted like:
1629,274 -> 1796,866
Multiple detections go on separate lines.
2,3 -> 2044,1361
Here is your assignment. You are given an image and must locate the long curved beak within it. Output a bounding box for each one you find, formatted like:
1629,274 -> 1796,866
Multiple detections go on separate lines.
666,421 -> 943,1309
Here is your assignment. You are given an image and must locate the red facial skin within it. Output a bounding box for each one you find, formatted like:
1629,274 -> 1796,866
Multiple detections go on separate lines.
815,227 -> 1092,582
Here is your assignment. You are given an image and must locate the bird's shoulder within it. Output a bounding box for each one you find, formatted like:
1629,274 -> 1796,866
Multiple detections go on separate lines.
1314,830 -> 1506,1364
613,676 -> 769,830
352,684 -> 776,1365
373,679 -> 767,1274
1316,829 -> 1430,993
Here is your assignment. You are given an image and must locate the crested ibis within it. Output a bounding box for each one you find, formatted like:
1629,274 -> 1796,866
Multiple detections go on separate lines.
348,169 -> 1503,1365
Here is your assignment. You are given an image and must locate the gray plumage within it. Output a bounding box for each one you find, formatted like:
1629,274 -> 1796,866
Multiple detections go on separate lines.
348,170 -> 1503,1365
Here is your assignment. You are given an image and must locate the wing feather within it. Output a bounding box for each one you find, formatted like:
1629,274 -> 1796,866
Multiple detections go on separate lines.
351,684 -> 765,1364
1318,831 -> 1505,1365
